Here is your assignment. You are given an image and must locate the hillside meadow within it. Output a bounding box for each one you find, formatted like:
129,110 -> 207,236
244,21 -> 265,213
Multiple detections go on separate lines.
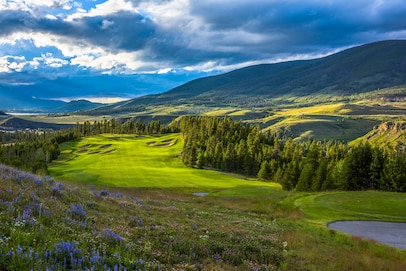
33,133 -> 406,270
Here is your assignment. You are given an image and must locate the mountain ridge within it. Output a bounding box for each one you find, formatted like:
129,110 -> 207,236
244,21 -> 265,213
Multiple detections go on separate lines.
97,39 -> 406,112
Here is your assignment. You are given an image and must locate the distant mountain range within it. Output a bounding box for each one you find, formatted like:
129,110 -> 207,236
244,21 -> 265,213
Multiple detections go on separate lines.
0,85 -> 64,111
0,85 -> 103,112
93,39 -> 406,112
0,72 -> 202,111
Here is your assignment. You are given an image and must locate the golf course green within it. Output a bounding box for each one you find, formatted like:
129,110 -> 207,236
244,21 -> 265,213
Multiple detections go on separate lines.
49,133 -> 280,191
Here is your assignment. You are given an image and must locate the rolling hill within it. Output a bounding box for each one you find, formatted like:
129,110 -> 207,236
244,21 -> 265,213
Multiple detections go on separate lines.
50,99 -> 104,113
95,39 -> 406,111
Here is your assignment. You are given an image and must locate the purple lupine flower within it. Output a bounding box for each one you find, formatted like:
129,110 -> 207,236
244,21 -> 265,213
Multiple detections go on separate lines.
52,183 -> 64,196
101,229 -> 124,243
67,204 -> 87,221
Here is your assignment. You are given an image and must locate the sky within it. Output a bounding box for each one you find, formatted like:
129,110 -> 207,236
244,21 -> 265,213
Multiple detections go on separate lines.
1,0 -> 406,103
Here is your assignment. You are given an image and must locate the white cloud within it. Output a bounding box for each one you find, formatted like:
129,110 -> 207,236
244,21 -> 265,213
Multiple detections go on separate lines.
101,19 -> 114,30
70,51 -> 149,73
45,14 -> 58,20
0,57 -> 10,73
66,0 -> 136,21
41,53 -> 69,68
0,0 -> 74,14
0,55 -> 27,72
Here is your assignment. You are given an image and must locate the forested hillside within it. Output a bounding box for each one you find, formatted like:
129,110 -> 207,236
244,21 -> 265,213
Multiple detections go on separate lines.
178,116 -> 406,192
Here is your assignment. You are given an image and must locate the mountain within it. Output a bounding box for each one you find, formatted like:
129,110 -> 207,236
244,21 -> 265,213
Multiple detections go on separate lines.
101,40 -> 406,110
0,85 -> 65,111
0,72 -> 204,111
50,100 -> 104,113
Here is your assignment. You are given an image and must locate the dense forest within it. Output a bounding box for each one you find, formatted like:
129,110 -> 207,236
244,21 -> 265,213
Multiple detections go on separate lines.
1,116 -> 405,192
177,116 -> 406,192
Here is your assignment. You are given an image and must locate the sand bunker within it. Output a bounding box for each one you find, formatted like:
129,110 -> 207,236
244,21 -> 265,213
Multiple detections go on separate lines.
103,149 -> 116,154
155,142 -> 172,147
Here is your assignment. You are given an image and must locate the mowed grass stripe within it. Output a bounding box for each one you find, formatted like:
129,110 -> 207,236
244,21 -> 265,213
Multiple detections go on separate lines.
49,134 -> 280,190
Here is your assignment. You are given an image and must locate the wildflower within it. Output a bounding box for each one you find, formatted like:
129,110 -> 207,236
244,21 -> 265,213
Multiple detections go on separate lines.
33,176 -> 44,186
99,190 -> 110,196
67,204 -> 87,221
101,229 -> 124,243
17,245 -> 23,254
52,183 -> 64,196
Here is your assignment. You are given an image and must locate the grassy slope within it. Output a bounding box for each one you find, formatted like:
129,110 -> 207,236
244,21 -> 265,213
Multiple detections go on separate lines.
49,134 -> 278,192
10,134 -> 406,270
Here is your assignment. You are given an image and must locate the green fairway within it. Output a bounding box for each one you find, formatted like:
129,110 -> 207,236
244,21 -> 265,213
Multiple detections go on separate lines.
295,191 -> 406,224
49,134 -> 280,191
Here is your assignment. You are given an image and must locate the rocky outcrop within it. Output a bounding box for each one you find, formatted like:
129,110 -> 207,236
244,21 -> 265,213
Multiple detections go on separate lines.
375,121 -> 406,132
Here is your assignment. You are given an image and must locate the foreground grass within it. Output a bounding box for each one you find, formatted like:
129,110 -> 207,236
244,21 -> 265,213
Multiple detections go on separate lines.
4,133 -> 403,270
1,164 -> 406,270
0,164 -> 285,270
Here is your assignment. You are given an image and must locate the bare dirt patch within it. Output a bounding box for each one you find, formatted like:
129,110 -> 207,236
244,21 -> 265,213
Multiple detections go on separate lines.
80,144 -> 91,149
99,144 -> 112,149
89,151 -> 100,154
147,141 -> 156,146
76,149 -> 88,154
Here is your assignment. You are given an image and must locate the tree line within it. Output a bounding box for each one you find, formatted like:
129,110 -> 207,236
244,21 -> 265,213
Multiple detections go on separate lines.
177,116 -> 406,192
0,118 -> 173,175
0,130 -> 75,175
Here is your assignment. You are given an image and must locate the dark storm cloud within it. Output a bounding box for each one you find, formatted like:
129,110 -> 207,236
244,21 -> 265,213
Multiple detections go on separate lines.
1,0 -> 406,74
189,0 -> 406,53
0,9 -> 156,52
